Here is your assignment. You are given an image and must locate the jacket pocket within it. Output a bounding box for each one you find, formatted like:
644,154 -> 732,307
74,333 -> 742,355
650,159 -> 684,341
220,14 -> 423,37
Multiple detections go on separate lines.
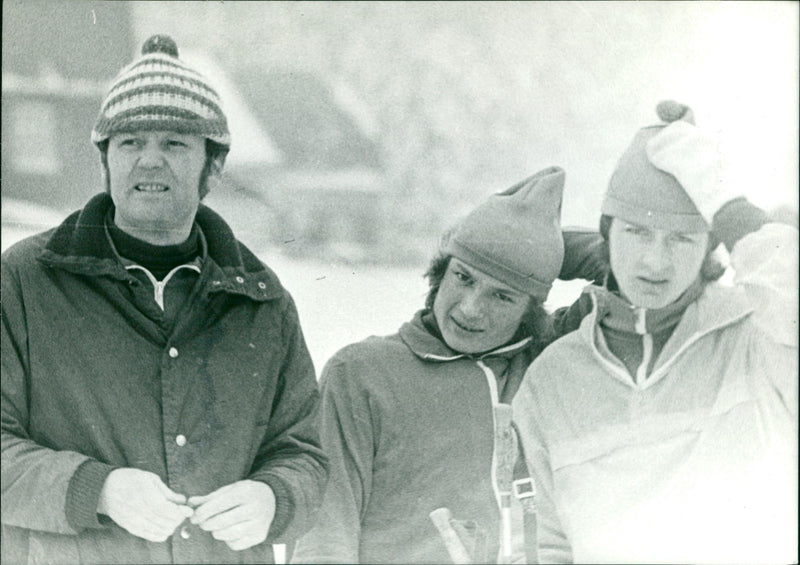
26,530 -> 81,565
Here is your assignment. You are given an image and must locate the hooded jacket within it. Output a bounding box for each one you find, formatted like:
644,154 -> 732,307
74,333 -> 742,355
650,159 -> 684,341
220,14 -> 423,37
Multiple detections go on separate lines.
289,229 -> 606,564
291,310 -> 539,564
1,193 -> 327,564
513,217 -> 798,564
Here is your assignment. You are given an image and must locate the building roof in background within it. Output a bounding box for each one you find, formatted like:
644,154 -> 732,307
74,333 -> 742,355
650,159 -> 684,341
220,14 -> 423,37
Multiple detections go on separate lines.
181,51 -> 283,167
233,70 -> 384,170
181,52 -> 384,173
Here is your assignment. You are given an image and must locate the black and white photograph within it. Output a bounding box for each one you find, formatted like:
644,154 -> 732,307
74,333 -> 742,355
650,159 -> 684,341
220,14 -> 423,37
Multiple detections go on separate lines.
2,1 -> 797,564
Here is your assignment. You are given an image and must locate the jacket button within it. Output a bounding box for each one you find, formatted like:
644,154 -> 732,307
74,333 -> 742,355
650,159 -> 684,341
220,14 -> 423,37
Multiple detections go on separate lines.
180,526 -> 191,539
258,282 -> 266,289
235,276 -> 244,283
168,347 -> 179,358
175,434 -> 187,447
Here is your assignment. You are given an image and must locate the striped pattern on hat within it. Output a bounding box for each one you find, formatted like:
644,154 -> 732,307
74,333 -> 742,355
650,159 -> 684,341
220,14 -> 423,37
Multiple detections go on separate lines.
92,35 -> 230,147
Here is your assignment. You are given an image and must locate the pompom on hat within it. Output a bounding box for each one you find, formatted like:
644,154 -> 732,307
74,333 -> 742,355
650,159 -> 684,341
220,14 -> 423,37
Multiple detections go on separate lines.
91,34 -> 230,148
601,100 -> 722,232
440,166 -> 565,301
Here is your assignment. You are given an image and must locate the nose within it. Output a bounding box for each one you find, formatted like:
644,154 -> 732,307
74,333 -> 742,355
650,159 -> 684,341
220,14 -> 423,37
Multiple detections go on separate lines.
458,289 -> 485,320
640,238 -> 670,273
137,142 -> 165,169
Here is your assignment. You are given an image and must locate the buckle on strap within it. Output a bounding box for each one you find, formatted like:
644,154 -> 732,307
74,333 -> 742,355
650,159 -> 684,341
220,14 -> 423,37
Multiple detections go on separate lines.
513,478 -> 536,500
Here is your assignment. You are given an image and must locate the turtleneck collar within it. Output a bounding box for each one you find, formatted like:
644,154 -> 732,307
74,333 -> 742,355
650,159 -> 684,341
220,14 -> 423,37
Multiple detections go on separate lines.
105,209 -> 201,280
597,275 -> 705,336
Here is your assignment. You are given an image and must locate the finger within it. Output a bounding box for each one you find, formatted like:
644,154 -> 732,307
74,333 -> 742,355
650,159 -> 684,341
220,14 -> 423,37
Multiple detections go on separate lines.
195,505 -> 252,532
129,505 -> 182,533
124,520 -> 174,543
150,500 -> 194,525
211,521 -> 254,541
156,480 -> 187,505
190,493 -> 242,525
141,513 -> 185,537
187,482 -> 237,508
226,535 -> 265,552
192,483 -> 248,524
186,494 -> 207,508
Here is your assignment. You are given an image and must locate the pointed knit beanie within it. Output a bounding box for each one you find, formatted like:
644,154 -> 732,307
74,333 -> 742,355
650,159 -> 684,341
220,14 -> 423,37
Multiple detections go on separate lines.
602,100 -> 709,232
441,166 -> 565,301
92,34 -> 230,148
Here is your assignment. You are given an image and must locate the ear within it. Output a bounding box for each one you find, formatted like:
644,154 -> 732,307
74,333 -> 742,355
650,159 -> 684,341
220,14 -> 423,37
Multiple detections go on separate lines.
100,162 -> 111,194
208,155 -> 225,177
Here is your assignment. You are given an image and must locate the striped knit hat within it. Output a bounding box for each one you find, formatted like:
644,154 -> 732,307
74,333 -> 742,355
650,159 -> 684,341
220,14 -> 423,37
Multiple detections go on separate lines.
92,34 -> 230,147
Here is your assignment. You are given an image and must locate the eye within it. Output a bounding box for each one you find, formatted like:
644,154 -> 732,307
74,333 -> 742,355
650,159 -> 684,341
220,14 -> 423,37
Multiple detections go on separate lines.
494,291 -> 515,303
623,224 -> 648,236
668,232 -> 700,245
117,137 -> 139,147
453,270 -> 472,284
166,139 -> 188,148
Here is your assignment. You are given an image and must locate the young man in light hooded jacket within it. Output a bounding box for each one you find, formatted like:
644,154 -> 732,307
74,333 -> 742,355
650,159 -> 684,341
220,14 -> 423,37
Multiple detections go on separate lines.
513,101 -> 798,564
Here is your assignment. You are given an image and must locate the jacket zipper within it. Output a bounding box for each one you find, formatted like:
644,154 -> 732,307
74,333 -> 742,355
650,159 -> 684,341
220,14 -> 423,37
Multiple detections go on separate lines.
125,263 -> 201,310
634,307 -> 653,385
476,360 -> 502,508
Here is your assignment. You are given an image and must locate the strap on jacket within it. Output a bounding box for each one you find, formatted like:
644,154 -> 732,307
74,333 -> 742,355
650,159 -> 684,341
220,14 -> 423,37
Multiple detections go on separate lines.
511,421 -> 539,564
495,406 -> 539,564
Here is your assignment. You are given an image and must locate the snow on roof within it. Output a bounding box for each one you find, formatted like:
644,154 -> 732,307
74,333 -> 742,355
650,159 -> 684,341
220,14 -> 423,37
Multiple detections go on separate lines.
181,50 -> 284,167
1,70 -> 108,98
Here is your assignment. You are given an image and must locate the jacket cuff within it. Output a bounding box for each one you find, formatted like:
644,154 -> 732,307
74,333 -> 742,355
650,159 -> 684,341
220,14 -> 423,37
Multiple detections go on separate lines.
65,460 -> 116,532
256,474 -> 296,542
712,197 -> 767,252
559,229 -> 607,284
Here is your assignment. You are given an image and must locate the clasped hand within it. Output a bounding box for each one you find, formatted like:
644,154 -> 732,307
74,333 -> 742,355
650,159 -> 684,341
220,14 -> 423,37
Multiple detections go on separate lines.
188,480 -> 276,551
98,468 -> 275,550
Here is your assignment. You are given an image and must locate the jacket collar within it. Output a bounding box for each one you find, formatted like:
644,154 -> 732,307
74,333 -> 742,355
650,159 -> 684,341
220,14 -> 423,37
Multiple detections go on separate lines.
580,279 -> 753,380
37,193 -> 283,301
398,309 -> 532,363
593,277 -> 704,336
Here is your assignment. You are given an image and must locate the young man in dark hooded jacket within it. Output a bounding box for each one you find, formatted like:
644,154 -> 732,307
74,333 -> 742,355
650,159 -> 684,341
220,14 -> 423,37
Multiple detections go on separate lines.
1,35 -> 326,564
292,167 -> 605,564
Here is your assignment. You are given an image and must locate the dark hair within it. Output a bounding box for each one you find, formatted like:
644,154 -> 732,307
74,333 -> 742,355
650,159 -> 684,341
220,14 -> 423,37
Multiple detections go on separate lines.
96,138 -> 229,200
599,214 -> 726,282
423,253 -> 555,349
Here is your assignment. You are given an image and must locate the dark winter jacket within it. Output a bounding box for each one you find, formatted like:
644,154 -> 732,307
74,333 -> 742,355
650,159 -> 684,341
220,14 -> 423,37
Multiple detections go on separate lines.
1,193 -> 327,564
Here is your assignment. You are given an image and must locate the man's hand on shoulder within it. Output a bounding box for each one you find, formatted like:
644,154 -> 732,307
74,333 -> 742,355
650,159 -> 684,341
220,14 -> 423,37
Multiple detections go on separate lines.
97,468 -> 193,542
188,480 -> 276,551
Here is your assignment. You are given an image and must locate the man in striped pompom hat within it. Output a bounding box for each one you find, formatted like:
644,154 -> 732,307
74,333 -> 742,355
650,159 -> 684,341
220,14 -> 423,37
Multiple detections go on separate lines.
92,33 -> 230,201
1,34 -> 327,564
92,34 -> 230,150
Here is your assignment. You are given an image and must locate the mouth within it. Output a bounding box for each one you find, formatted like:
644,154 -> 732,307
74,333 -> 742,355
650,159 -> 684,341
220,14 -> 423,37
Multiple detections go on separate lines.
636,276 -> 669,287
451,317 -> 483,333
134,183 -> 169,193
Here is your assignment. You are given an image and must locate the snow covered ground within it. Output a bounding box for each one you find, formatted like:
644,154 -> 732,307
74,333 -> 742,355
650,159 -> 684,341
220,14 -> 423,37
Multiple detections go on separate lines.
261,249 -> 589,372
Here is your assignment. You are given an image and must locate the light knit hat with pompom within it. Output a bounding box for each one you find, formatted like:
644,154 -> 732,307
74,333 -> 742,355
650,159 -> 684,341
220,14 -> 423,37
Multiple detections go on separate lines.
92,34 -> 230,148
602,100 -> 714,232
